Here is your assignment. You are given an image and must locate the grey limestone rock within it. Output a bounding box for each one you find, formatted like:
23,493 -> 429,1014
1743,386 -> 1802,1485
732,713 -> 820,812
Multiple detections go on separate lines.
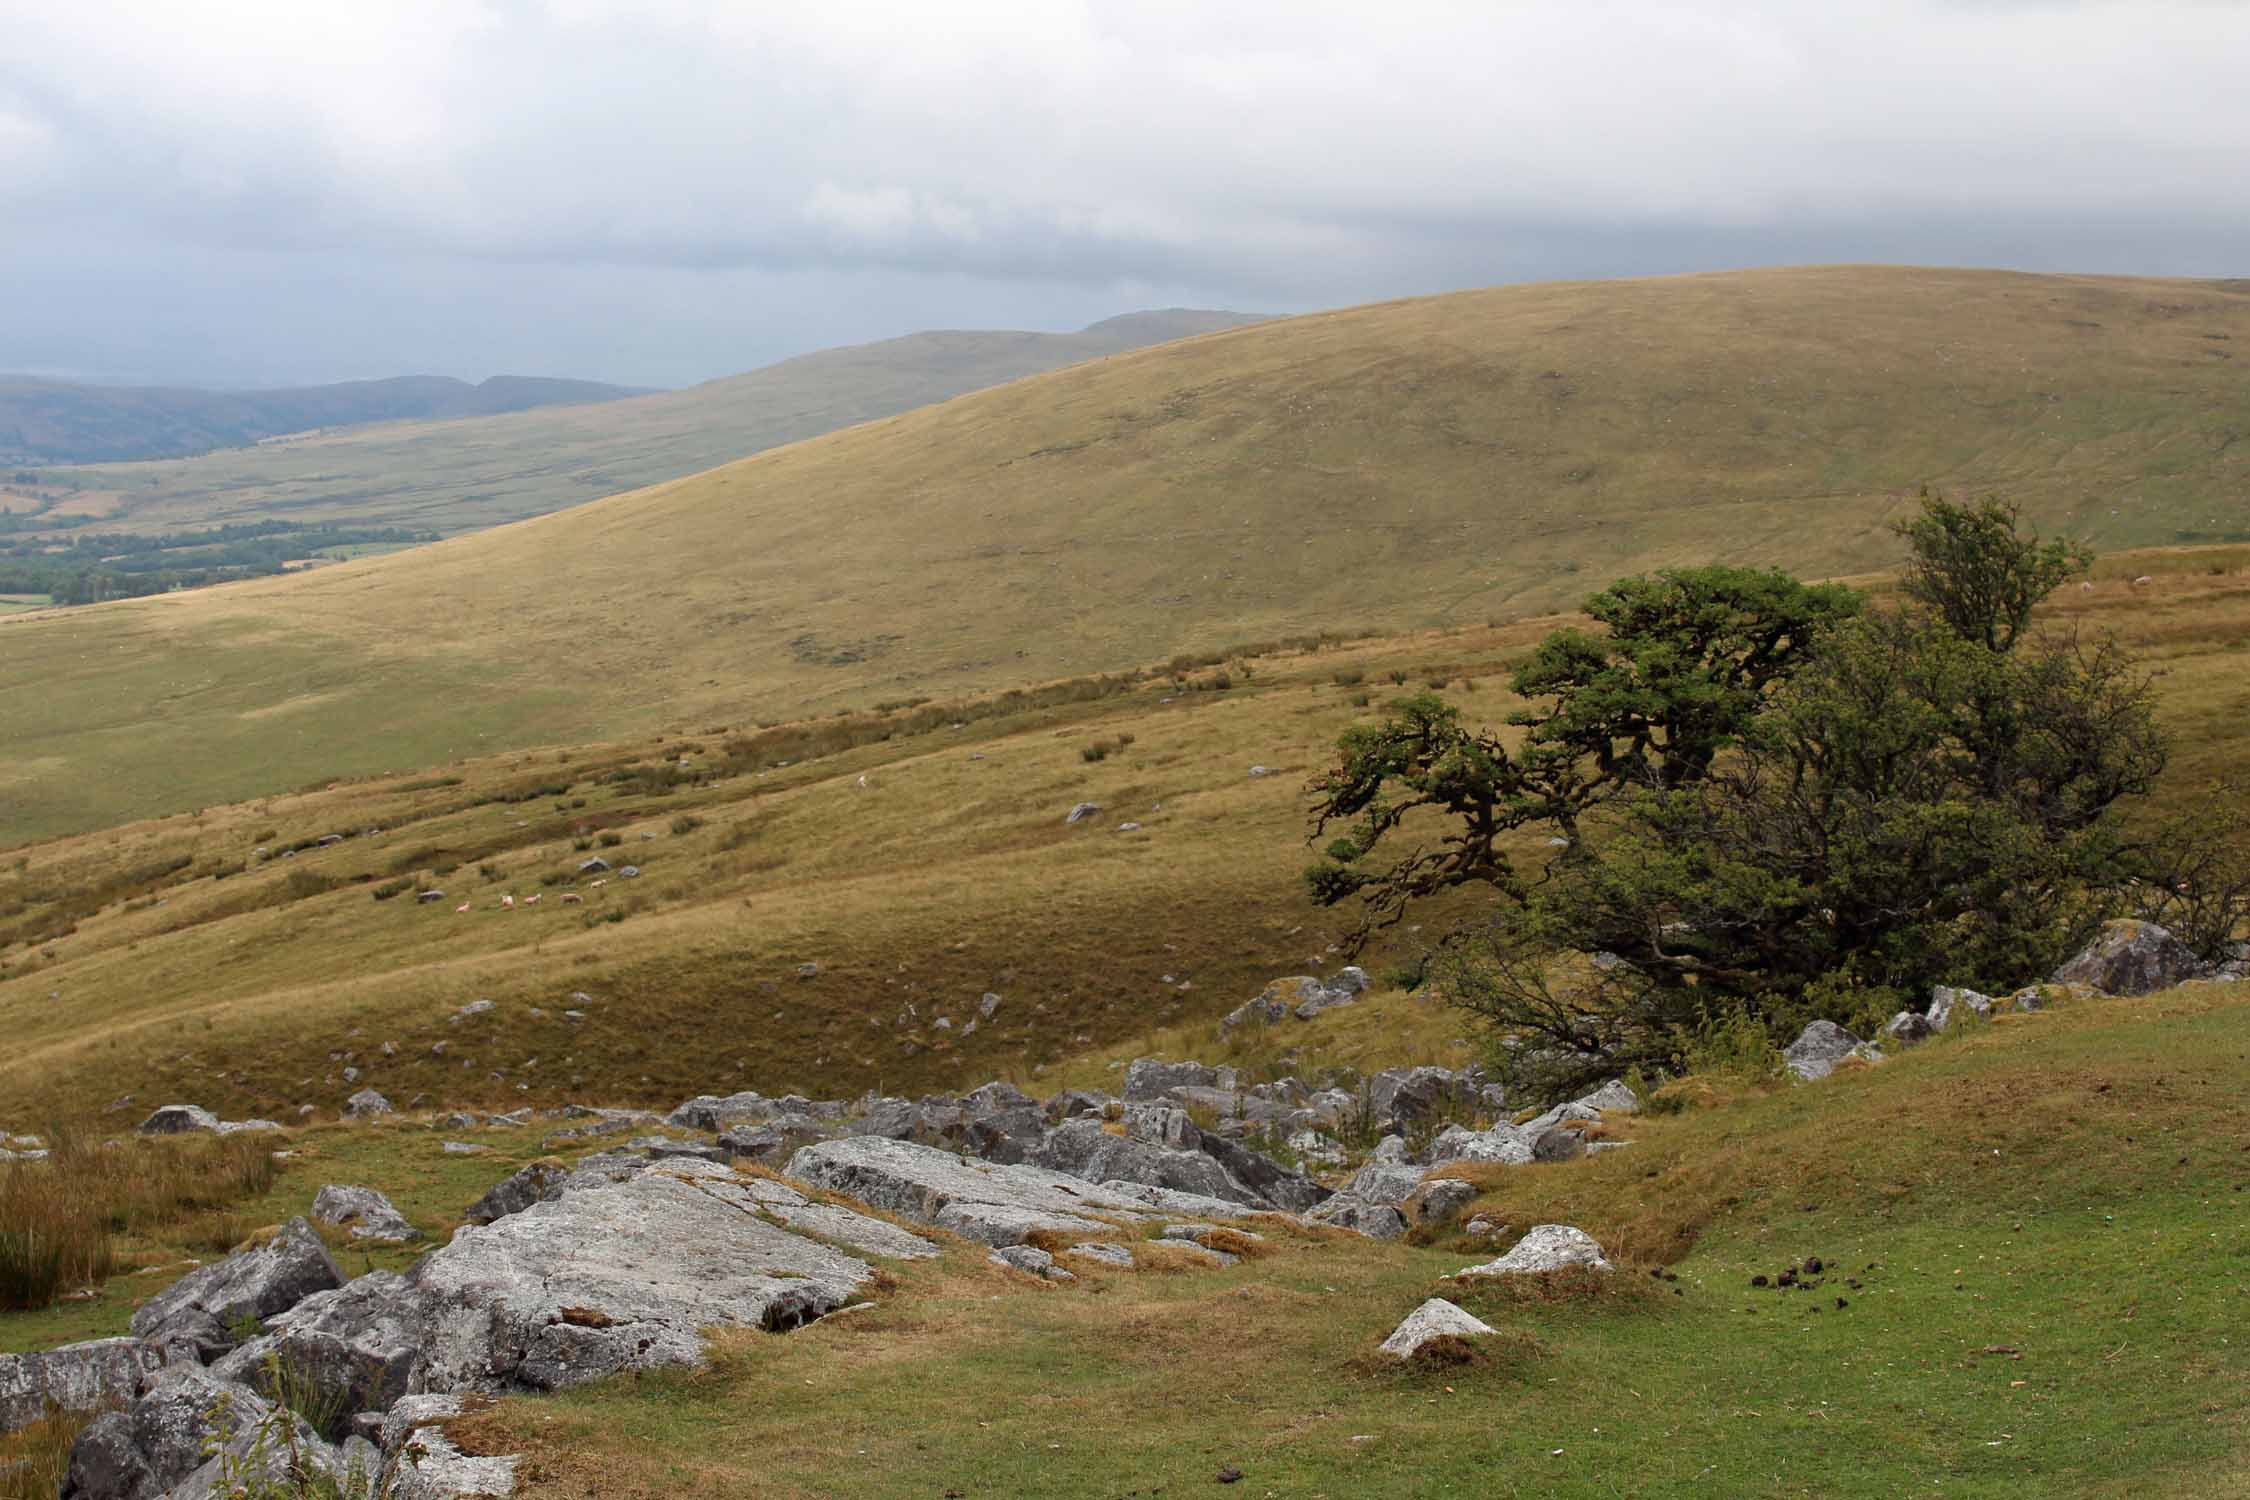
1306,1196 -> 1406,1240
1123,1103 -> 1201,1151
137,1105 -> 218,1136
1457,1223 -> 1613,1276
2052,919 -> 2206,997
1574,1078 -> 1640,1114
1422,1123 -> 1533,1168
988,1244 -> 1075,1281
1338,1162 -> 1427,1208
1404,1177 -> 1478,1227
312,1185 -> 422,1243
1032,1118 -> 1262,1206
1122,1058 -> 1235,1102
1531,1126 -> 1587,1163
462,1160 -> 570,1225
1,1337 -> 164,1437
1782,1020 -> 1864,1082
129,1217 -> 344,1361
1378,1297 -> 1497,1359
1062,1242 -> 1136,1269
787,1135 -> 1261,1247
344,1089 -> 394,1120
1927,985 -> 1994,1031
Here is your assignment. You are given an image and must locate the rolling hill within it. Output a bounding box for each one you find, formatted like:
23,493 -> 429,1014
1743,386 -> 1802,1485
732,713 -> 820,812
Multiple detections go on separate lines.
2,265 -> 2246,846
14,310 -> 1266,535
0,373 -> 651,467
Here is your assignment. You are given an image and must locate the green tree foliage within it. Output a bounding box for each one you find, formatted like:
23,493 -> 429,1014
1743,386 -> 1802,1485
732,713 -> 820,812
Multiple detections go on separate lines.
1306,566 -> 1859,946
1310,494 -> 2213,1098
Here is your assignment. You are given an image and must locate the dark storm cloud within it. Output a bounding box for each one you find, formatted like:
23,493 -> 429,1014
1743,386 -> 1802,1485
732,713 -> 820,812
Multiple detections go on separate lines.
2,1 -> 2245,385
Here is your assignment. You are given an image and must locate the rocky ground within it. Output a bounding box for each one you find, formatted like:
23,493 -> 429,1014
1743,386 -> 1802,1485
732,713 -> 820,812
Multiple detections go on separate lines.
3,917 -> 2239,1499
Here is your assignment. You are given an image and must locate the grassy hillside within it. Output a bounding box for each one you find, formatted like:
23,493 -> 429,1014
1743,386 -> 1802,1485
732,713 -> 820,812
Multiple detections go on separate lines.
3,266 -> 2247,846
0,544 -> 2242,1129
6,959 -> 2247,1496
15,310 -> 1263,535
0,373 -> 649,466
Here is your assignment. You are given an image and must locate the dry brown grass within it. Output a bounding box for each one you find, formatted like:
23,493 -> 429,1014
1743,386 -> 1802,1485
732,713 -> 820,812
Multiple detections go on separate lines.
0,1130 -> 280,1311
7,266 -> 2248,845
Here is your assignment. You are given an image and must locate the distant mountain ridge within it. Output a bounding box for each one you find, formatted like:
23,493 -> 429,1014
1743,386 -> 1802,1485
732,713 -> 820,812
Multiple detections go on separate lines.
0,372 -> 655,465
26,310 -> 1269,537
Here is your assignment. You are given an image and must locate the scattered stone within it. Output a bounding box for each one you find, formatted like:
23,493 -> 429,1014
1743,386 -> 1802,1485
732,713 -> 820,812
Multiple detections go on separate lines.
2052,918 -> 2205,996
1065,802 -> 1103,824
1306,1196 -> 1407,1240
1531,1126 -> 1587,1163
988,1245 -> 1076,1282
1782,1020 -> 1864,1082
137,1104 -> 219,1136
1378,1298 -> 1497,1359
441,1141 -> 487,1156
1063,1242 -> 1137,1269
311,1185 -> 422,1243
1884,1009 -> 1936,1046
1122,1059 -> 1235,1102
1575,1078 -> 1640,1114
343,1088 -> 394,1119
1927,985 -> 1994,1031
1457,1224 -> 1613,1276
451,1000 -> 496,1022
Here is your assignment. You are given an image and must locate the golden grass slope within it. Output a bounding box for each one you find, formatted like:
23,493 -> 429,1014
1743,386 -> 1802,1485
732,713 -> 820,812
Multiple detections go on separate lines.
3,266 -> 2247,846
1,546 -> 2243,1128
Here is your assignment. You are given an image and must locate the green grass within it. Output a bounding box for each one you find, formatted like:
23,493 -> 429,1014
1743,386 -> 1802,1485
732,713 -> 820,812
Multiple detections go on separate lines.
2,267 -> 2244,845
0,594 -> 48,615
427,981 -> 2250,1498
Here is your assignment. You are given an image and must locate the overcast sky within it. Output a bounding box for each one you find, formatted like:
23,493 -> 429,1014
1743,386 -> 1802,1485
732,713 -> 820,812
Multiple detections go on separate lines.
3,0 -> 2246,388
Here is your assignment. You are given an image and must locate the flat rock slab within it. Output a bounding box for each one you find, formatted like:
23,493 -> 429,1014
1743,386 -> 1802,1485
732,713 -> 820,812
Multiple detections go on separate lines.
787,1136 -> 1262,1247
410,1161 -> 879,1393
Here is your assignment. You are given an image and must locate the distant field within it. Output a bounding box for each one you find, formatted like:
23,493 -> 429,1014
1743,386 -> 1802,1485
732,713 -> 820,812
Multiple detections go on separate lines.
0,594 -> 49,614
0,266 -> 2244,846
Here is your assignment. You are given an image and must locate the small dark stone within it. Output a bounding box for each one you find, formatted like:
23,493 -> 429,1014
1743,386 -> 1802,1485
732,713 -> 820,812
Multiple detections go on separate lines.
1750,1274 -> 1769,1288
1217,1464 -> 1244,1484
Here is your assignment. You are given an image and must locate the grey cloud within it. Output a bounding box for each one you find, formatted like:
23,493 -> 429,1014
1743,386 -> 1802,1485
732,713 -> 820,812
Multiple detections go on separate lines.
2,0 -> 2245,385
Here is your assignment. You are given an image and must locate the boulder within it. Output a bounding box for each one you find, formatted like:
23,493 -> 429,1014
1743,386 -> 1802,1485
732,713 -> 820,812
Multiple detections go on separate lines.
137,1104 -> 218,1136
1782,1020 -> 1864,1082
380,1395 -> 519,1499
988,1245 -> 1075,1282
1062,1242 -> 1136,1269
1927,985 -> 1994,1031
1574,1078 -> 1640,1114
1367,1067 -> 1461,1128
1378,1297 -> 1497,1359
58,1364 -> 344,1500
1123,1103 -> 1201,1151
0,1337 -> 164,1436
2052,919 -> 2205,996
343,1088 -> 394,1120
463,1160 -> 570,1225
1531,1126 -> 1587,1163
311,1185 -> 421,1243
1457,1223 -> 1613,1276
786,1136 -> 1262,1247
1404,1177 -> 1478,1228
1121,1059 -> 1235,1103
1033,1119 -> 1263,1206
129,1218 -> 344,1361
1883,1009 -> 1935,1046
1219,990 -> 1291,1033
958,1104 -> 1048,1166
1423,1123 -> 1533,1168
1306,1196 -> 1407,1240
1337,1162 -> 1427,1208
1195,1132 -> 1332,1213
211,1269 -> 422,1426
666,1090 -> 778,1131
